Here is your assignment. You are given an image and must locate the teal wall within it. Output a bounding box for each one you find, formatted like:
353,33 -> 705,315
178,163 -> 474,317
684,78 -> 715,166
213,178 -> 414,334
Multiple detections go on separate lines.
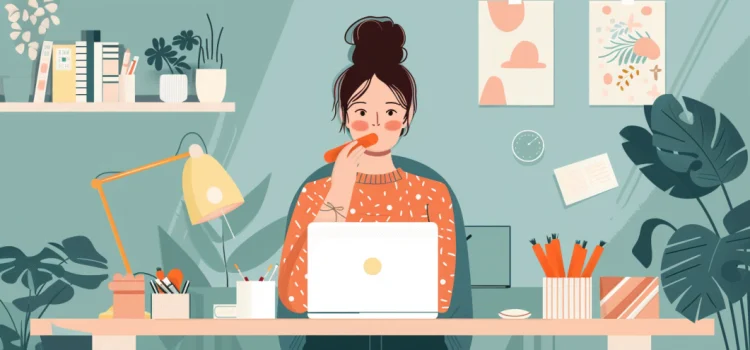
0,0 -> 748,349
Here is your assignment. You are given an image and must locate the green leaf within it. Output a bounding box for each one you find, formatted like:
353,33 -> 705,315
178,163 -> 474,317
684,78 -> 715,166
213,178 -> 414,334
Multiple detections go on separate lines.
650,95 -> 748,188
158,226 -> 210,287
0,324 -> 21,350
187,218 -> 225,272
632,218 -> 676,268
13,280 -> 73,313
57,236 -> 108,269
224,174 -> 272,239
0,247 -> 64,288
620,125 -> 718,198
228,217 -> 287,271
660,222 -> 750,321
181,203 -> 222,243
62,271 -> 108,290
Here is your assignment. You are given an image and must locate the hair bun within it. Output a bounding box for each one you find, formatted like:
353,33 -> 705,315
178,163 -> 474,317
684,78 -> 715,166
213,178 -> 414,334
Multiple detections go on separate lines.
345,16 -> 406,66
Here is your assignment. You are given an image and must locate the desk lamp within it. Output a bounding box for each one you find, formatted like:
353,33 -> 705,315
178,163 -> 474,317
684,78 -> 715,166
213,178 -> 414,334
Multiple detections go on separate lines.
91,133 -> 244,318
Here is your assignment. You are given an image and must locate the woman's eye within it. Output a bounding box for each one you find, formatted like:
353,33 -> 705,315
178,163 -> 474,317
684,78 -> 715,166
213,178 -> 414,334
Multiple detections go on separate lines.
357,110 -> 366,117
386,109 -> 397,116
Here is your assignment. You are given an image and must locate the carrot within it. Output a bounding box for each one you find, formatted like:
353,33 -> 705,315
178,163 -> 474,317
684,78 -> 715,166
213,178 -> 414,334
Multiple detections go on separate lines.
551,234 -> 565,277
530,239 -> 554,277
324,133 -> 379,163
567,240 -> 585,277
582,241 -> 606,277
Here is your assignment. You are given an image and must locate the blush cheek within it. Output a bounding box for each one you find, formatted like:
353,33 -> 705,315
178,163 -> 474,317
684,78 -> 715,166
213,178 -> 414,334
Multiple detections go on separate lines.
384,120 -> 402,132
351,120 -> 369,132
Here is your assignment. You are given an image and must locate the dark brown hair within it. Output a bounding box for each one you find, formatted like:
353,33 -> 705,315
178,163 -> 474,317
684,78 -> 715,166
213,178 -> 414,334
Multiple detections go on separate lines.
332,16 -> 417,136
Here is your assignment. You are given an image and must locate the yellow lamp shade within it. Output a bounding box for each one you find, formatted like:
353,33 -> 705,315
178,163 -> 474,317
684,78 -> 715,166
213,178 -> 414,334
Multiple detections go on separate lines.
182,145 -> 244,225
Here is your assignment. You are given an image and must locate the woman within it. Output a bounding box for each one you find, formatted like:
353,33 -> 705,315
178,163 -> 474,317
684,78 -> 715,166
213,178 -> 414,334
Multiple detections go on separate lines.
279,16 -> 457,350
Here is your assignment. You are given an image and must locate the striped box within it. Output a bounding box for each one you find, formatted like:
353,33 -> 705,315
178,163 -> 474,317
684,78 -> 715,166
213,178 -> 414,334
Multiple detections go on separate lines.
600,276 -> 659,319
543,278 -> 592,319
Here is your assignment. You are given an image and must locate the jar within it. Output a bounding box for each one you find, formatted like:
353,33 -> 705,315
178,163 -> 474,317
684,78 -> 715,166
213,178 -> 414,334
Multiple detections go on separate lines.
108,273 -> 145,319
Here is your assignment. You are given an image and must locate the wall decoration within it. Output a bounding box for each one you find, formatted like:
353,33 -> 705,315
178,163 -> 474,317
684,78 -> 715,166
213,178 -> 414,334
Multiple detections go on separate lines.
589,1 -> 665,106
5,0 -> 61,60
478,1 -> 554,106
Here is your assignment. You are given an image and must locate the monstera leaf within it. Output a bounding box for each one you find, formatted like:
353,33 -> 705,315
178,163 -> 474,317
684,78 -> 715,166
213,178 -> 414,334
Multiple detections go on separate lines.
49,236 -> 108,269
0,247 -> 64,289
648,94 -> 748,188
13,279 -> 74,313
621,125 -> 718,199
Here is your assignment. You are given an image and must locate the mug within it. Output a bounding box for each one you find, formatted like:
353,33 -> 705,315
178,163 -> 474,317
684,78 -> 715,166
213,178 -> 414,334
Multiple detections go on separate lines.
236,280 -> 276,319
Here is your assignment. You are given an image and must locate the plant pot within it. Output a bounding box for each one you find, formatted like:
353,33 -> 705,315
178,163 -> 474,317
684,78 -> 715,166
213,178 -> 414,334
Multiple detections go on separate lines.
196,69 -> 227,103
159,74 -> 188,103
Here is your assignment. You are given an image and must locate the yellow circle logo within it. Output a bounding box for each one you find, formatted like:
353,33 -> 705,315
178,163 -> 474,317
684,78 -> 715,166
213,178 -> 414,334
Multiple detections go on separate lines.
363,257 -> 382,275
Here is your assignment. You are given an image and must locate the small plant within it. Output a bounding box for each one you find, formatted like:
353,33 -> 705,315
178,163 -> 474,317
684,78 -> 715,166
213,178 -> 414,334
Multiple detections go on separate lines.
0,236 -> 109,350
145,29 -> 201,74
197,13 -> 224,69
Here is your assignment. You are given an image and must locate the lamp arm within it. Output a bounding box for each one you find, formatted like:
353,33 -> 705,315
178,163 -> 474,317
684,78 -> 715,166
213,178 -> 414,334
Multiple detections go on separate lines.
90,152 -> 191,275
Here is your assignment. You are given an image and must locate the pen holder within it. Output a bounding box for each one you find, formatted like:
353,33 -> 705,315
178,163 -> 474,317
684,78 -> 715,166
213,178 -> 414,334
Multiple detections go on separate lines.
236,280 -> 276,319
542,277 -> 592,319
118,74 -> 135,103
151,294 -> 190,319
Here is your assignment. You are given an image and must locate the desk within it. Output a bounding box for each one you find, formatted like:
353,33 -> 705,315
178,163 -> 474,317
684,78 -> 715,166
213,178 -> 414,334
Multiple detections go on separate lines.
31,318 -> 714,350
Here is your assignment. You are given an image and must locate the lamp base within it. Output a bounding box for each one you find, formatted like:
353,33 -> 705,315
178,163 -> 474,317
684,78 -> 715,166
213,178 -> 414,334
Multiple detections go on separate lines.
99,305 -> 150,319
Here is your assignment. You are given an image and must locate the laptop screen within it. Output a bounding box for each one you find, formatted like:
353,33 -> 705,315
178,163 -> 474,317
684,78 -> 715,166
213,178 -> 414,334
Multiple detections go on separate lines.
466,225 -> 511,288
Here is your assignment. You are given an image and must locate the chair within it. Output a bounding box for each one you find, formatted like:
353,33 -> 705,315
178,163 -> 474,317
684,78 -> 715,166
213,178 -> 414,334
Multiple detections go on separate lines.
276,156 -> 473,350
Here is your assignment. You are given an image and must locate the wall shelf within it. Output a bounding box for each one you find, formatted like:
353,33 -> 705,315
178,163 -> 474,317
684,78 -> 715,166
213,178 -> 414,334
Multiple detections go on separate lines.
0,102 -> 235,113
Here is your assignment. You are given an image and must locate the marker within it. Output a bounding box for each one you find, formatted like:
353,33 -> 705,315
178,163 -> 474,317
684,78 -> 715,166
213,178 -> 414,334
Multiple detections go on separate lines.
259,264 -> 273,281
148,280 -> 158,293
127,56 -> 139,75
181,280 -> 190,294
153,280 -> 168,294
234,264 -> 249,281
267,264 -> 279,282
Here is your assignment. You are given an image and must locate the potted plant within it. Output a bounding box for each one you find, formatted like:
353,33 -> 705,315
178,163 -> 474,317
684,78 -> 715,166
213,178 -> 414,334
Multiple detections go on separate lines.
157,174 -> 286,350
0,236 -> 109,350
621,94 -> 750,350
194,13 -> 227,103
145,30 -> 199,103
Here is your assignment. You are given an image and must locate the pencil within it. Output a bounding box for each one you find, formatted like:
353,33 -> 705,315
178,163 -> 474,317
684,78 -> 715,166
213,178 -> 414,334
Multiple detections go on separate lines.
234,264 -> 249,281
582,241 -> 606,277
530,239 -> 554,277
267,264 -> 279,281
260,264 -> 274,281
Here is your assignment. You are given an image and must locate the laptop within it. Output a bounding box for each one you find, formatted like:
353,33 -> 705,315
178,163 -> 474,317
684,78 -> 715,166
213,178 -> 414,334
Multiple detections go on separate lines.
306,222 -> 439,319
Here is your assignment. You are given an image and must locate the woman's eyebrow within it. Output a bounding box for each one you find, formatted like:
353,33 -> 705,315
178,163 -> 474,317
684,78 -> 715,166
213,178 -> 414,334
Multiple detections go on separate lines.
350,101 -> 367,106
385,101 -> 401,105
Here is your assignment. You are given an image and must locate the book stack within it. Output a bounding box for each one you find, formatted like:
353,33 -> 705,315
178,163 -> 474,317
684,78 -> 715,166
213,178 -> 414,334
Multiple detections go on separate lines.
32,30 -> 130,103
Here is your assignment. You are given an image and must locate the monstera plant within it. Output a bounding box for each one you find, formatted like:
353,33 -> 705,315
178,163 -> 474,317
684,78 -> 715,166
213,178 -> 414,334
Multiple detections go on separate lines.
0,236 -> 108,350
622,94 -> 750,350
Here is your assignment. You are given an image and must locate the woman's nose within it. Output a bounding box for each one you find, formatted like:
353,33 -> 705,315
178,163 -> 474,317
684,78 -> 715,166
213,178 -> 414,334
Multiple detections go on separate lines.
372,112 -> 381,126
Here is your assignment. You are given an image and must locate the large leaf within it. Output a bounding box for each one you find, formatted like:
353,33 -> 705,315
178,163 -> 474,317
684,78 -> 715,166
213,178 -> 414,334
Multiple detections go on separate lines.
224,174 -> 272,239
13,280 -> 73,313
181,202 -> 222,243
62,271 -> 108,290
227,217 -> 287,271
631,218 -> 677,268
0,247 -> 64,288
720,199 -> 750,302
660,223 -> 750,321
621,125 -> 718,198
0,324 -> 21,350
55,236 -> 108,269
158,226 -> 210,287
186,219 -> 225,273
650,94 -> 748,188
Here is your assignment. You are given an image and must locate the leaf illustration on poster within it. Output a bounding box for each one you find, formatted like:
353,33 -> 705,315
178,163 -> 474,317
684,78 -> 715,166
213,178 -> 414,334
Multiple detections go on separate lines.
478,1 -> 554,106
589,1 -> 666,106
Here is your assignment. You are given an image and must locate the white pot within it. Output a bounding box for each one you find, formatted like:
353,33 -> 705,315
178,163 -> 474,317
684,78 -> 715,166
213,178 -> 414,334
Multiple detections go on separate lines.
159,74 -> 188,103
196,69 -> 227,103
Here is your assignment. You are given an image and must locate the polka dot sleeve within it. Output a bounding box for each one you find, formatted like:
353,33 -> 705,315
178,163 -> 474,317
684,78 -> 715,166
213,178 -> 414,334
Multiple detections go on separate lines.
278,179 -> 330,313
430,182 -> 457,313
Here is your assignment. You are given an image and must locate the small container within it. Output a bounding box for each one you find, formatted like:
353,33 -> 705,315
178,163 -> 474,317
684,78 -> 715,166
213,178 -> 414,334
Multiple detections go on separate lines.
151,294 -> 190,319
108,273 -> 145,319
118,74 -> 135,103
236,281 -> 276,319
542,277 -> 592,319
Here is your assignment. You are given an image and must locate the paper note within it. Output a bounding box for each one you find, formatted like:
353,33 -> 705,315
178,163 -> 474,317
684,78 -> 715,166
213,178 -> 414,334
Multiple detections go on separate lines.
554,153 -> 619,206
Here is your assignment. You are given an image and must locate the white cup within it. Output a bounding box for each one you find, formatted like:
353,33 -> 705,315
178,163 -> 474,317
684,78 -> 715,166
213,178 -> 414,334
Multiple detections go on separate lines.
236,280 -> 276,319
118,74 -> 135,103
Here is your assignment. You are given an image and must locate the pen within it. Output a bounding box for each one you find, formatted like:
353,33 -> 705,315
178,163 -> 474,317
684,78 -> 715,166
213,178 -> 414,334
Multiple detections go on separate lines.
234,264 -> 249,281
127,56 -> 139,75
148,280 -> 158,293
259,264 -> 273,281
162,277 -> 179,293
121,49 -> 130,75
267,264 -> 279,281
153,280 -> 168,294
181,280 -> 190,294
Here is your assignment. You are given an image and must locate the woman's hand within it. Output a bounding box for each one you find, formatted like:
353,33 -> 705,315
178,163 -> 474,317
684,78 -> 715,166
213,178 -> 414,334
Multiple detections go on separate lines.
331,141 -> 366,191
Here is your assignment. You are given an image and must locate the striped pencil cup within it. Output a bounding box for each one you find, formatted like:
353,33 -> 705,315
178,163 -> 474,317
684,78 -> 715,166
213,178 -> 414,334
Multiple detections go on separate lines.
600,277 -> 659,319
542,277 -> 592,319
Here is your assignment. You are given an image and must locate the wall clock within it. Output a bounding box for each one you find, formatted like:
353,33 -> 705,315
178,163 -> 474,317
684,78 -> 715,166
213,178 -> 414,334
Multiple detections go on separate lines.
512,130 -> 544,163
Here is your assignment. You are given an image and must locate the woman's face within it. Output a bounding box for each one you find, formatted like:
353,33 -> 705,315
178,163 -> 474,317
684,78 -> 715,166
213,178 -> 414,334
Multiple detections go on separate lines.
344,75 -> 410,153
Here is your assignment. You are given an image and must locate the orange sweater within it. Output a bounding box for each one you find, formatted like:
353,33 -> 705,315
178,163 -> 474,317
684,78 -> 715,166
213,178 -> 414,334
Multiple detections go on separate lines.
278,169 -> 457,314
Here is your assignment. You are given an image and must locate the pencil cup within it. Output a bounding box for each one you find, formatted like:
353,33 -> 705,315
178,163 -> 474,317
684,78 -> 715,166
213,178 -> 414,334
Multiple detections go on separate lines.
542,277 -> 592,319
151,294 -> 190,319
118,74 -> 135,103
236,280 -> 276,319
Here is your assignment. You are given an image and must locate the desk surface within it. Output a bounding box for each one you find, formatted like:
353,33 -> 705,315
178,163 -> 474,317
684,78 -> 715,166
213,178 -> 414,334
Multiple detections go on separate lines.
31,319 -> 715,336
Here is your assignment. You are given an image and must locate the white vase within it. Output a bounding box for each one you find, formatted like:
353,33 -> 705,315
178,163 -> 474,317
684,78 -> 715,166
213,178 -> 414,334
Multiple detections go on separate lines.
159,74 -> 188,103
196,69 -> 227,103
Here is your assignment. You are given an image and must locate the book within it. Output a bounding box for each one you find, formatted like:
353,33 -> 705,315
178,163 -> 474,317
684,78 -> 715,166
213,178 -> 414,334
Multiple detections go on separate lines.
93,42 -> 103,102
75,41 -> 87,103
553,153 -> 619,206
52,44 -> 76,103
33,41 -> 53,103
81,30 -> 100,102
102,42 -> 119,102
